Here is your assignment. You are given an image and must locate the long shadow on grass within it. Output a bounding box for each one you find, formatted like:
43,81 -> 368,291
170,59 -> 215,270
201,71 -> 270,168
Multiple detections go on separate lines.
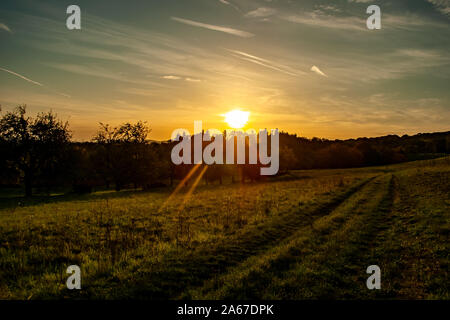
0,174 -> 314,211
96,176 -> 378,299
0,188 -> 170,211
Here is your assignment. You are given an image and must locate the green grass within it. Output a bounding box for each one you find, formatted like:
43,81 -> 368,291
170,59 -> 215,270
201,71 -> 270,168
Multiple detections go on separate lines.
0,157 -> 449,299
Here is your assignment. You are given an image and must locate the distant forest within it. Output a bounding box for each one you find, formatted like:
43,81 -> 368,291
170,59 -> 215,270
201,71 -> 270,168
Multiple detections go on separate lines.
1,106 -> 449,196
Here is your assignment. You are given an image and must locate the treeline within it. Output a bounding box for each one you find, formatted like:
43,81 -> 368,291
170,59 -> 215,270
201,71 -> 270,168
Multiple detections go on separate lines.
0,106 -> 449,196
279,131 -> 450,169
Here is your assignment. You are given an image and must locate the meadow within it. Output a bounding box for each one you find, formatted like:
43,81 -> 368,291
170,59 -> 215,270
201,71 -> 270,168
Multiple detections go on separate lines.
0,157 -> 448,299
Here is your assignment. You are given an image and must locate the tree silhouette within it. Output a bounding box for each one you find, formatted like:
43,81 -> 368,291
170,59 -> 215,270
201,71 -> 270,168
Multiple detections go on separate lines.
0,105 -> 71,196
92,121 -> 151,190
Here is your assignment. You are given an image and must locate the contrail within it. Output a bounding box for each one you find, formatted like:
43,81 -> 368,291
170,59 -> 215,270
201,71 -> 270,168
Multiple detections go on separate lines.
0,23 -> 12,33
0,66 -> 71,98
0,67 -> 44,86
171,16 -> 254,38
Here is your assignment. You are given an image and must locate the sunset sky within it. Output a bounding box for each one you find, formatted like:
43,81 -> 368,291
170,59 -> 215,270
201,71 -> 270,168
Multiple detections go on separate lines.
0,0 -> 449,141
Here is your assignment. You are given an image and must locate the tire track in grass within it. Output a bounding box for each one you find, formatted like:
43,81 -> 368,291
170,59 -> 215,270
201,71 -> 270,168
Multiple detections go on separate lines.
270,174 -> 396,299
341,174 -> 398,299
190,174 -> 393,299
362,170 -> 449,299
100,176 -> 377,299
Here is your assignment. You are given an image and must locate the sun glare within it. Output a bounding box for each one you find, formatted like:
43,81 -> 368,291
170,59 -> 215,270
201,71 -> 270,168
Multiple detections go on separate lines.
224,110 -> 249,129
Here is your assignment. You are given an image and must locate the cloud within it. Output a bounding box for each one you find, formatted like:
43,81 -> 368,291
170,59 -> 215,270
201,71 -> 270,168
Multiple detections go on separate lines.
162,75 -> 200,82
245,7 -> 277,18
0,23 -> 11,33
120,87 -> 154,97
427,0 -> 450,17
162,75 -> 181,80
161,75 -> 201,82
308,46 -> 450,85
218,0 -> 241,13
311,65 -> 328,77
397,49 -> 441,59
185,77 -> 201,82
171,16 -> 254,38
49,63 -> 141,84
284,12 -> 366,31
227,49 -> 302,76
161,75 -> 202,82
281,8 -> 444,31
2,4 -> 448,141
31,14 -> 258,91
0,67 -> 43,86
54,92 -> 71,98
316,5 -> 341,13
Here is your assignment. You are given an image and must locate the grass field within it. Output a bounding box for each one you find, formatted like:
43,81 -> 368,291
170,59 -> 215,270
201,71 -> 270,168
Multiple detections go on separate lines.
0,157 -> 449,299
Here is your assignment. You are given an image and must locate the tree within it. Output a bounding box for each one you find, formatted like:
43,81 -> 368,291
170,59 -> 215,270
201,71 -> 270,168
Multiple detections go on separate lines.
279,145 -> 297,172
92,121 -> 151,191
0,105 -> 71,196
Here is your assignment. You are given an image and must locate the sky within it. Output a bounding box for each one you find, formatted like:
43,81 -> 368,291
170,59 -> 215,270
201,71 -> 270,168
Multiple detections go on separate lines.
0,0 -> 449,141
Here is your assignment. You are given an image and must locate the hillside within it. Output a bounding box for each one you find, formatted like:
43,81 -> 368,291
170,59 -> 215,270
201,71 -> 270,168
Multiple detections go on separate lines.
0,157 -> 448,299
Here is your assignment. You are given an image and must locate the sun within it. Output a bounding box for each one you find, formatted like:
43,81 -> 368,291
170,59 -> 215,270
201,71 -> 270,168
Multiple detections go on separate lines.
224,110 -> 250,129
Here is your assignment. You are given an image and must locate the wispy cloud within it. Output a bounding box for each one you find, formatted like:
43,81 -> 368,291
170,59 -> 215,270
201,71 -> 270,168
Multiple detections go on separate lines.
0,3 -> 447,141
28,14 -> 260,94
185,77 -> 201,82
171,16 -> 254,38
283,10 -> 444,32
218,0 -> 241,13
245,7 -> 277,18
311,65 -> 328,77
162,75 -> 201,82
227,49 -> 302,76
309,46 -> 450,85
283,12 -> 365,31
50,63 -> 123,81
162,75 -> 182,80
397,49 -> 441,59
427,0 -> 450,17
0,22 -> 12,33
